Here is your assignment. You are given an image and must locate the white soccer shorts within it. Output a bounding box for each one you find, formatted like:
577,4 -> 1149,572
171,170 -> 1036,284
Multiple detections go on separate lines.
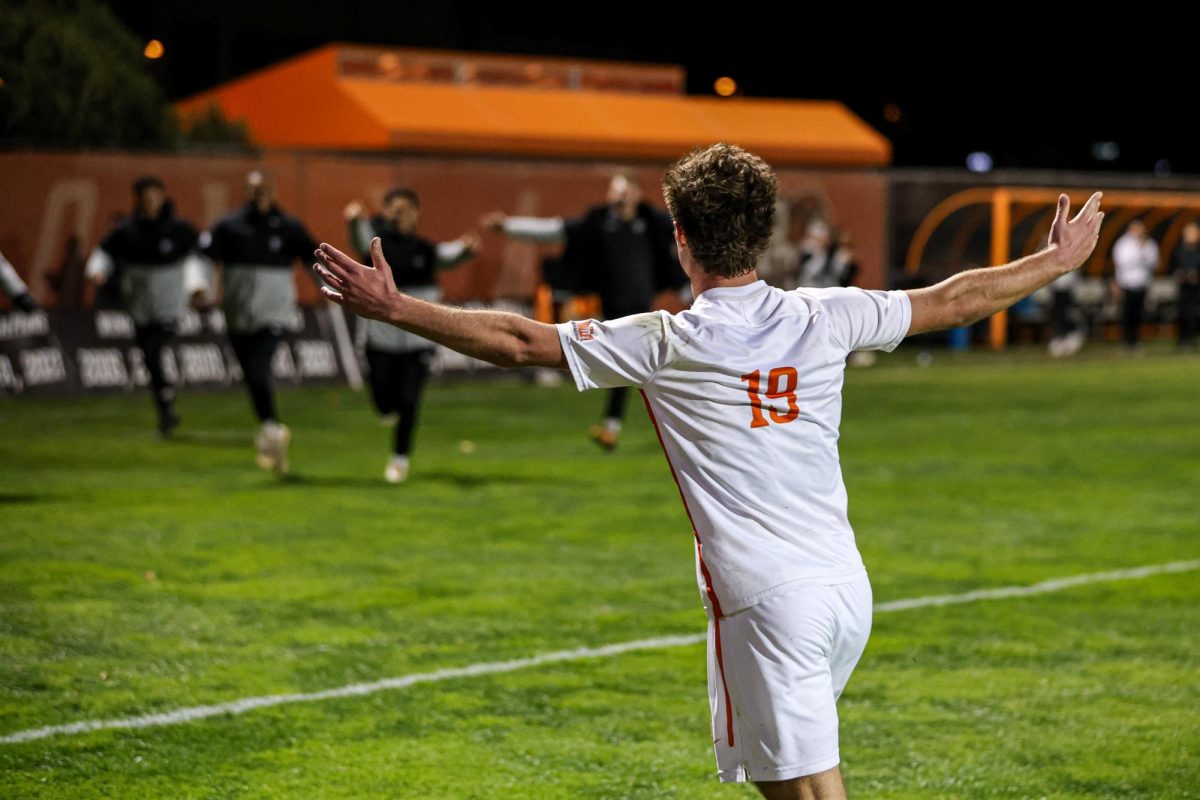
707,575 -> 873,783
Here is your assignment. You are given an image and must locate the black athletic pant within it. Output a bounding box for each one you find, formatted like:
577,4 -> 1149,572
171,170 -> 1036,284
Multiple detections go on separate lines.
366,347 -> 432,456
1178,282 -> 1199,347
1050,289 -> 1074,339
1121,288 -> 1147,347
134,322 -> 176,414
605,386 -> 628,421
600,301 -> 645,422
229,328 -> 282,423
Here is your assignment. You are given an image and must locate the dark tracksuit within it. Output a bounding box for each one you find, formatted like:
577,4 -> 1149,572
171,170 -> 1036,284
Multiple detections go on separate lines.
1171,243 -> 1200,348
352,216 -> 442,457
202,203 -> 318,423
96,203 -> 199,425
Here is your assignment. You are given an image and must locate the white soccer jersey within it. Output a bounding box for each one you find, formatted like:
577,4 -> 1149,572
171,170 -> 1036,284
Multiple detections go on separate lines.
557,280 -> 912,616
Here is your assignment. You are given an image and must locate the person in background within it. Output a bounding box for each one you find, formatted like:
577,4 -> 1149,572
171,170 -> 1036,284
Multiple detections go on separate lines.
0,250 -> 39,312
197,170 -> 321,476
1169,221 -> 1200,349
1047,269 -> 1085,357
1111,219 -> 1159,350
86,176 -> 200,436
344,188 -> 480,483
481,170 -> 687,451
756,197 -> 802,290
797,223 -> 859,289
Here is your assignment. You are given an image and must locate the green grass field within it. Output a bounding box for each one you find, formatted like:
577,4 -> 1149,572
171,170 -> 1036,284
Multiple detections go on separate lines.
1,346 -> 1197,799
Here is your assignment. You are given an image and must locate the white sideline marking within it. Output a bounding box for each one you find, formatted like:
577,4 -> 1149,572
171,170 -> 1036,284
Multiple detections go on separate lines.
3,560 -> 1196,745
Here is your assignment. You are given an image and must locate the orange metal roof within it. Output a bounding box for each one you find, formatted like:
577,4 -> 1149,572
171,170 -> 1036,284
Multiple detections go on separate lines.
177,45 -> 891,167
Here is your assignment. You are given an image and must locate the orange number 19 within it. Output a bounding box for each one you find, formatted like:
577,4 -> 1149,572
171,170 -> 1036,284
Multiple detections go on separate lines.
740,367 -> 799,429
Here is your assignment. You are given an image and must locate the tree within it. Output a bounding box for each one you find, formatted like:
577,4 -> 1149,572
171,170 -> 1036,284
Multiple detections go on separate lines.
176,102 -> 253,150
0,0 -> 176,149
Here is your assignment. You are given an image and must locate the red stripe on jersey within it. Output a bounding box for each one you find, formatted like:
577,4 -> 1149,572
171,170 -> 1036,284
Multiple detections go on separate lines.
639,389 -> 735,747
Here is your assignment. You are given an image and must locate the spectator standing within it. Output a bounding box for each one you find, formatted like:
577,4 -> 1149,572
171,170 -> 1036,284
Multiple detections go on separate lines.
1170,221 -> 1200,349
1112,220 -> 1158,349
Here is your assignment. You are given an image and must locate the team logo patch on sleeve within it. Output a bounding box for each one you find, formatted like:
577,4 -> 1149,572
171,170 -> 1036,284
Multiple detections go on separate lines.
573,321 -> 596,342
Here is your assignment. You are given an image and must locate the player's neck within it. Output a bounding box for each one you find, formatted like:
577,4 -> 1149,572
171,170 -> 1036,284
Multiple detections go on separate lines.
690,268 -> 760,297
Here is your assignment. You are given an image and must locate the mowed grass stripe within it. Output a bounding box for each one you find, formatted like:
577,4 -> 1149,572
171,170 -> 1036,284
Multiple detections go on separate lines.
4,559 -> 1193,746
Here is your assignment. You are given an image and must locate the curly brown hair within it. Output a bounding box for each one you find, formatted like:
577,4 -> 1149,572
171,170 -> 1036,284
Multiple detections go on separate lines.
661,143 -> 777,279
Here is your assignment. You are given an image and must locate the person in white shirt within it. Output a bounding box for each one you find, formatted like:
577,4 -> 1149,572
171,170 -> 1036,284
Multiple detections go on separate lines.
311,144 -> 1104,800
1111,220 -> 1159,348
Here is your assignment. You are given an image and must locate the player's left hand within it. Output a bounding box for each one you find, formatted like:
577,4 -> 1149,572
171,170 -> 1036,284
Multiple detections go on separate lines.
313,238 -> 401,322
1048,191 -> 1104,271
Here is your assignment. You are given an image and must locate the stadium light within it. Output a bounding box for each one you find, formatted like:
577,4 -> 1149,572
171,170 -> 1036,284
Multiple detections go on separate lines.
1092,141 -> 1119,161
966,151 -> 993,173
144,39 -> 165,60
713,77 -> 737,97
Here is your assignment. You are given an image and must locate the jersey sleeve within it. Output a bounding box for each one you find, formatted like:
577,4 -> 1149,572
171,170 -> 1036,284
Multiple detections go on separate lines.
556,311 -> 672,391
0,251 -> 30,299
807,286 -> 912,353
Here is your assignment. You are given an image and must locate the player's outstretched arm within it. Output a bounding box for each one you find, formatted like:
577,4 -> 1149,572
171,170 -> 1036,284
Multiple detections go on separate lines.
314,239 -> 567,370
906,192 -> 1104,335
480,212 -> 567,244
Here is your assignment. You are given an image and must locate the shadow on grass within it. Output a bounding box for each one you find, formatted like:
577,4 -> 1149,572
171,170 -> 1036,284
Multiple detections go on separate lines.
263,471 -> 580,490
264,474 -> 398,490
0,492 -> 47,505
415,470 -> 581,488
167,430 -> 252,449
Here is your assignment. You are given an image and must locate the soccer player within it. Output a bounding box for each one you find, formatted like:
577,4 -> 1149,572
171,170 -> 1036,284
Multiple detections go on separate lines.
197,170 -> 320,475
86,176 -> 201,436
343,188 -> 480,483
0,250 -> 39,312
481,170 -> 687,451
313,144 -> 1103,799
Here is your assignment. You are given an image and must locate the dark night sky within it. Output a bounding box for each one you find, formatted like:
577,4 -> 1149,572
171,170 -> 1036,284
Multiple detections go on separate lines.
111,1 -> 1199,174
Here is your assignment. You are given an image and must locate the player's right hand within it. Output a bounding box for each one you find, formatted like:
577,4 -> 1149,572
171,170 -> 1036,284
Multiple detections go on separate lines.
313,238 -> 401,323
459,232 -> 483,255
343,201 -> 365,222
1048,192 -> 1104,271
479,211 -> 507,232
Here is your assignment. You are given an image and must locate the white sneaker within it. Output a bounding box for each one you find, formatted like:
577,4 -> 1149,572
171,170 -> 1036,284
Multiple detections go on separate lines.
255,428 -> 275,470
534,368 -> 564,388
1064,330 -> 1086,356
256,422 -> 292,476
384,456 -> 409,484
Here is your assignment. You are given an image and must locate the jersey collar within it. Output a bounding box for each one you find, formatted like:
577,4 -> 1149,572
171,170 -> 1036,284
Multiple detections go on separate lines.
696,279 -> 768,301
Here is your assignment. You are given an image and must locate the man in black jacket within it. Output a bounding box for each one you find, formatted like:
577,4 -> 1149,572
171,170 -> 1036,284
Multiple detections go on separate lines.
344,187 -> 479,483
482,171 -> 687,450
86,176 -> 200,436
197,170 -> 320,475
